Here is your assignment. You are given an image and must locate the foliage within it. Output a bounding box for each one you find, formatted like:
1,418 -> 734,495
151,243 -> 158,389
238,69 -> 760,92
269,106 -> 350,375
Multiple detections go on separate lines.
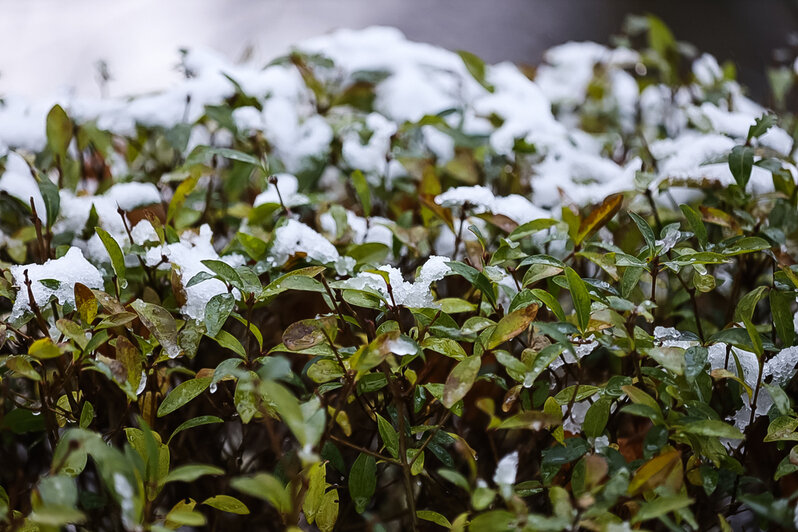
1,16 -> 798,532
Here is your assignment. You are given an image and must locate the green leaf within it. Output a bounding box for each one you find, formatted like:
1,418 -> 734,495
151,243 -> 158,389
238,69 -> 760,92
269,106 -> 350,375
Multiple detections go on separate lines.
583,398 -> 611,438
680,204 -> 707,250
29,506 -> 86,526
29,338 -> 62,359
531,288 -> 565,322
74,283 -> 97,324
770,290 -> 794,346
508,219 -> 558,241
202,495 -> 250,515
130,299 -> 181,358
157,377 -> 212,417
633,494 -> 694,524
720,236 -> 771,256
763,415 -> 798,442
349,453 -> 377,514
201,259 -> 243,289
729,145 -> 754,188
204,293 -> 235,338
185,145 -> 262,167
303,462 -> 327,524
38,178 -> 60,228
316,489 -> 339,532
167,175 -> 199,224
95,227 -> 126,285
742,317 -> 763,357
486,304 -> 538,349
163,464 -> 224,484
417,510 -> 452,528
46,104 -> 73,159
622,385 -> 663,422
457,50 -> 494,92
351,170 -> 372,217
213,330 -> 247,358
629,211 -> 657,259
437,298 -> 477,314
168,415 -> 223,444
679,420 -> 744,440
763,383 -> 792,416
165,507 -> 206,527
282,316 -> 337,351
747,114 -> 777,141
734,286 -> 768,323
565,267 -> 591,333
259,380 -> 314,446
442,355 -> 481,409
684,346 -> 708,383
79,402 -> 94,429
376,414 -> 399,459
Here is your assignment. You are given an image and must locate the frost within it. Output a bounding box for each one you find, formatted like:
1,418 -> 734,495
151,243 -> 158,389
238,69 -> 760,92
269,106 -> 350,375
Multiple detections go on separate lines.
9,247 -> 104,321
492,451 -> 518,486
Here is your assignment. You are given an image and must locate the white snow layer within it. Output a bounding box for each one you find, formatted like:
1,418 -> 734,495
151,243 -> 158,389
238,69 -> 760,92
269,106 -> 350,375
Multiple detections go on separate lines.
9,247 -> 104,321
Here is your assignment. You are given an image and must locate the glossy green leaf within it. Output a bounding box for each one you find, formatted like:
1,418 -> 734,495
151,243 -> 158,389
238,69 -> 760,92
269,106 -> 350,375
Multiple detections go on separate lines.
157,377 -> 212,417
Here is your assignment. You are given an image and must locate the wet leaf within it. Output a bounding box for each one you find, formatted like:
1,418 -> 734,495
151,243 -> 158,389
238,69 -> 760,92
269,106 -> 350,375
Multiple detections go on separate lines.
442,355 -> 481,409
487,303 -> 538,349
157,377 -> 212,417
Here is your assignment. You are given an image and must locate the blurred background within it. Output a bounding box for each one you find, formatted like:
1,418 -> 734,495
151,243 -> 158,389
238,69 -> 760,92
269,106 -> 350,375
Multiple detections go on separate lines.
1,0 -> 796,103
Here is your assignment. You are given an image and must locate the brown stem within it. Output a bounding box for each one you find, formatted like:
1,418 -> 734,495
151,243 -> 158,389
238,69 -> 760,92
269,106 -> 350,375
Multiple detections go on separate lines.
329,434 -> 400,465
381,364 -> 418,531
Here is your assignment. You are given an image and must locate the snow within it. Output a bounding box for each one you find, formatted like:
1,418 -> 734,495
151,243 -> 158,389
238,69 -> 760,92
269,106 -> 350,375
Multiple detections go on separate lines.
270,219 -> 354,274
492,451 -> 518,486
253,173 -> 309,208
54,182 -> 161,237
387,336 -> 417,356
344,255 -> 451,308
0,151 -> 47,223
693,54 -> 723,86
144,224 -> 245,320
130,220 -> 159,245
435,186 -> 550,223
318,209 -> 394,249
9,247 -> 104,321
341,113 -> 397,176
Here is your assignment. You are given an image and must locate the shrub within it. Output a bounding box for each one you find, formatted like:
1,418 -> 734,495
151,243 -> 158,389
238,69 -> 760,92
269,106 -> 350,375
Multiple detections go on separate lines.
1,16 -> 798,532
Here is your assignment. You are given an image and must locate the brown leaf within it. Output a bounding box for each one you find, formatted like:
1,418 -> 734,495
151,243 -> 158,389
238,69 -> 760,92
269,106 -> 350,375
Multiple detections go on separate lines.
576,193 -> 623,245
487,304 -> 539,349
